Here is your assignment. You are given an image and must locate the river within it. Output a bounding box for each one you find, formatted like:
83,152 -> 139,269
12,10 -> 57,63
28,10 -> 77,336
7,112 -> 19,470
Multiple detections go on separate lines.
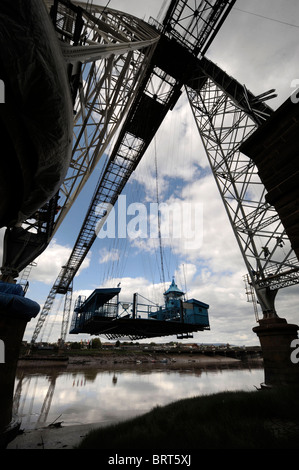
13,361 -> 264,431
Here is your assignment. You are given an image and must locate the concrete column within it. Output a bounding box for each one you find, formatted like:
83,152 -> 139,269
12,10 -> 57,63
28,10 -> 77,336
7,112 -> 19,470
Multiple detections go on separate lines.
253,317 -> 299,387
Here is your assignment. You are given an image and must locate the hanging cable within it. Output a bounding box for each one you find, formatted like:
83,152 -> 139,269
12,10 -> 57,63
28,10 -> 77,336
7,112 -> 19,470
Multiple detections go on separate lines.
183,263 -> 188,300
234,7 -> 299,29
154,137 -> 166,289
102,0 -> 112,16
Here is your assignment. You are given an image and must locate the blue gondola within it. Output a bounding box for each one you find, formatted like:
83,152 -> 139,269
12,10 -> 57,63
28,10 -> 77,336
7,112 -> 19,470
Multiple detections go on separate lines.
69,279 -> 209,340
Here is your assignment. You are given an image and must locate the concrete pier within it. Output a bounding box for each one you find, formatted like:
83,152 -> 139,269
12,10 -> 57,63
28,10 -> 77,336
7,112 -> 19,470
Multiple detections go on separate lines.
253,317 -> 299,387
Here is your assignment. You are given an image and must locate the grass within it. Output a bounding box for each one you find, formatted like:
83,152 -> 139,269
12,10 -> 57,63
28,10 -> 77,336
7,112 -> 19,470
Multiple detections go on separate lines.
77,386 -> 299,449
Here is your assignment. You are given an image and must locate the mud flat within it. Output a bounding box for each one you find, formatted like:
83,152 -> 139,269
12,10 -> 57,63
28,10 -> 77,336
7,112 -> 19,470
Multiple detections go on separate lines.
17,351 -> 262,371
7,421 -> 115,450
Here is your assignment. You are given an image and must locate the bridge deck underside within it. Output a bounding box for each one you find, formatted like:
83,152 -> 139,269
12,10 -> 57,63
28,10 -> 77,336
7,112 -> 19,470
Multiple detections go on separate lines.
240,97 -> 299,262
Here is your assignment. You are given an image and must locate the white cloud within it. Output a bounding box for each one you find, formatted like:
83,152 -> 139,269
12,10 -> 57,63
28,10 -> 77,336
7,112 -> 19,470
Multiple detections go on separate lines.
101,275 -> 163,305
128,171 -> 243,275
99,247 -> 120,264
29,240 -> 72,284
175,262 -> 197,289
131,94 -> 206,199
0,228 -> 90,286
22,239 -> 91,285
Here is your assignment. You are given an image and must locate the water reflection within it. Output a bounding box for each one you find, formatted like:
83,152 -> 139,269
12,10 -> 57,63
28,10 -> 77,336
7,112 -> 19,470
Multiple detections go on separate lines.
13,364 -> 264,430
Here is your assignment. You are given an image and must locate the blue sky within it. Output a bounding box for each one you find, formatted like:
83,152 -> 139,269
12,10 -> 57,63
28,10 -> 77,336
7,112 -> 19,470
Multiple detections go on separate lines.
1,0 -> 299,346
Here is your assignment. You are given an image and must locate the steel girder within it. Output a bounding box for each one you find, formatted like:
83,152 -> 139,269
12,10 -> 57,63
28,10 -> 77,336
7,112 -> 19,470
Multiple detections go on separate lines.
46,0 -> 160,237
186,60 -> 299,318
161,0 -> 236,56
1,1 -> 159,281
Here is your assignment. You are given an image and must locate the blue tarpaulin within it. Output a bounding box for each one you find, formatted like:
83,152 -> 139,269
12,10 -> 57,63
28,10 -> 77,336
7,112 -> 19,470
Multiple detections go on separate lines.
0,281 -> 40,319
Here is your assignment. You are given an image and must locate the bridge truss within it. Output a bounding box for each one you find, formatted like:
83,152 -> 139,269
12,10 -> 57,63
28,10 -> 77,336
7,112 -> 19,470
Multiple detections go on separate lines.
185,58 -> 299,317
1,0 -> 159,280
27,0 -> 298,344
48,0 -> 160,236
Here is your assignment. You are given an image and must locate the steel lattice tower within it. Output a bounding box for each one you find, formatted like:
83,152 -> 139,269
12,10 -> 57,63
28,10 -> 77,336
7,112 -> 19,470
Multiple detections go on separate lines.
185,59 -> 299,318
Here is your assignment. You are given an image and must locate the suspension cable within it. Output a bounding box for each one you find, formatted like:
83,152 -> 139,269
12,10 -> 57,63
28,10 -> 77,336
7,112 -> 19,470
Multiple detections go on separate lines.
154,137 -> 166,288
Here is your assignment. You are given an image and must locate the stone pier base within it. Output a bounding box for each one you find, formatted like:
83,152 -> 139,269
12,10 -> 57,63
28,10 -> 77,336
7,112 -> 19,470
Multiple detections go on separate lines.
0,282 -> 40,449
253,317 -> 299,387
0,310 -> 29,448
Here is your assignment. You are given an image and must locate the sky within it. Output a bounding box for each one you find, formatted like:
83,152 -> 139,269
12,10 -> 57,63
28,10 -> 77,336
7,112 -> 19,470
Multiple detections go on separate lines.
1,0 -> 299,346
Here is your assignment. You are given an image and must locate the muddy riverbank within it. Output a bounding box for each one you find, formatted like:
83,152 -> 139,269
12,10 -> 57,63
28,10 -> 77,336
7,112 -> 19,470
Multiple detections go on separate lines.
17,351 -> 263,372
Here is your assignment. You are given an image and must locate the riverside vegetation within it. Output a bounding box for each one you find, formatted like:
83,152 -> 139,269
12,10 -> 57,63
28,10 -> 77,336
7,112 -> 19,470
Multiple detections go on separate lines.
77,385 -> 299,449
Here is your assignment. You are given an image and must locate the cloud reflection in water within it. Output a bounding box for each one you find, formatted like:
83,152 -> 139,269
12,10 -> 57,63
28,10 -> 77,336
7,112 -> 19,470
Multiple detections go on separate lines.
14,365 -> 264,429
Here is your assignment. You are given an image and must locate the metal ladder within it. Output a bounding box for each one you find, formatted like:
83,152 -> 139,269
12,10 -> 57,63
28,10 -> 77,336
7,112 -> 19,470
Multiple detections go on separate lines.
243,274 -> 260,322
